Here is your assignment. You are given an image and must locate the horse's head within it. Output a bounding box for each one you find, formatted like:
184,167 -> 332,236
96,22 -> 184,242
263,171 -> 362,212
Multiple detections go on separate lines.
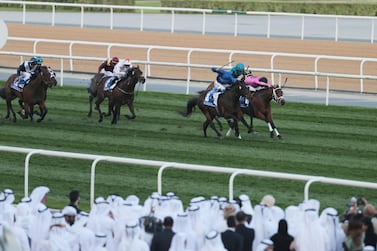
236,80 -> 252,99
130,65 -> 145,84
39,66 -> 58,88
272,85 -> 285,105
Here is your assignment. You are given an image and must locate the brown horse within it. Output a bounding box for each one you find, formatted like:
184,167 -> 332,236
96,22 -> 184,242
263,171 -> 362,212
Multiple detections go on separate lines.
228,85 -> 285,139
109,66 -> 145,124
180,81 -> 252,139
87,73 -> 112,122
0,66 -> 57,122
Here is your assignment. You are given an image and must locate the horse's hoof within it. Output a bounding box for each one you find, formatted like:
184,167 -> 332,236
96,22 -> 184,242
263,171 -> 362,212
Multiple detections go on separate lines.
278,135 -> 283,140
125,115 -> 136,120
37,119 -> 42,123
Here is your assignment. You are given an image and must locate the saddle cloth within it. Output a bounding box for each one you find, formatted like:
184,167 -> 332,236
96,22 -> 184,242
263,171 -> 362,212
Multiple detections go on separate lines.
204,91 -> 221,107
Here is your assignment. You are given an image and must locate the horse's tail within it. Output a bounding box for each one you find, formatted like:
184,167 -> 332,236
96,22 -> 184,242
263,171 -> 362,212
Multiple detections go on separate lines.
0,88 -> 5,99
179,96 -> 199,117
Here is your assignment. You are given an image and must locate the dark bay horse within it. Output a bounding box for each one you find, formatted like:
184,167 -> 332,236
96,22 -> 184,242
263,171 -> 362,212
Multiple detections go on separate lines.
87,73 -> 112,122
228,85 -> 285,139
0,66 -> 57,122
180,81 -> 252,139
109,66 -> 145,124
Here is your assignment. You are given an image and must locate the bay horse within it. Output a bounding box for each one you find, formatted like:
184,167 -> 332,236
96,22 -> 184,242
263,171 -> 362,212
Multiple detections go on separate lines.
180,80 -> 252,139
109,66 -> 145,125
227,85 -> 285,139
0,66 -> 57,122
87,73 -> 112,122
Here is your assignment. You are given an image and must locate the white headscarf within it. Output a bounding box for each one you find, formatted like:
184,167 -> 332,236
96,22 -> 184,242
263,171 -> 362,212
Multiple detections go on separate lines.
199,230 -> 226,251
295,199 -> 326,251
319,207 -> 345,251
239,194 -> 254,215
29,186 -> 49,213
117,219 -> 149,251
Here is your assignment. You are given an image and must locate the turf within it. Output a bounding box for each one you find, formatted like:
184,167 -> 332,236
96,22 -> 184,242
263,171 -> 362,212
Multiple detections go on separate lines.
0,84 -> 376,214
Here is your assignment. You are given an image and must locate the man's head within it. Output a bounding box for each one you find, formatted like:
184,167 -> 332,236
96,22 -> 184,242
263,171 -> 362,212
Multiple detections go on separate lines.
62,206 -> 77,226
69,190 -> 80,204
111,57 -> 119,64
29,57 -> 38,66
124,58 -> 131,67
163,216 -> 174,228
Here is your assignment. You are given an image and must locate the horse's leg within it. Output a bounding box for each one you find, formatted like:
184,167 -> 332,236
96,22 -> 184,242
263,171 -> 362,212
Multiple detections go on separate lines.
214,117 -> 223,131
88,94 -> 93,117
111,103 -> 121,125
6,99 -> 16,122
23,103 -> 33,121
37,102 -> 47,123
267,121 -> 282,139
125,103 -> 136,120
95,96 -> 105,123
203,112 -> 222,138
225,119 -> 234,137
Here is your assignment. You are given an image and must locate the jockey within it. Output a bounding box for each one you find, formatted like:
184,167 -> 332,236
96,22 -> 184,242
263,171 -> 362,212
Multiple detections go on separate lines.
104,58 -> 133,91
15,56 -> 39,90
98,56 -> 119,76
244,70 -> 273,92
204,66 -> 238,106
229,63 -> 246,79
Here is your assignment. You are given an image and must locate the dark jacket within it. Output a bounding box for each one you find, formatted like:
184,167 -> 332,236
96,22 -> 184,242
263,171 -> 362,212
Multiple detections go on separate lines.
235,224 -> 255,251
150,228 -> 175,251
221,229 -> 244,251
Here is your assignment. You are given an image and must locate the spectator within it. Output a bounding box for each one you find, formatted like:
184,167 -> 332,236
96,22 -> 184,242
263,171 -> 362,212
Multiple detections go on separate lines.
150,216 -> 175,251
235,210 -> 255,251
117,219 -> 149,251
343,218 -> 365,251
270,219 -> 295,251
200,230 -> 227,251
319,207 -> 345,251
221,215 -> 243,251
361,217 -> 377,248
68,190 -> 81,214
62,205 -> 77,226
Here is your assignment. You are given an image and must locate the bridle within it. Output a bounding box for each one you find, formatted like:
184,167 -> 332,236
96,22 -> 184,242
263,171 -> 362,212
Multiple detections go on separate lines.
115,67 -> 145,96
272,87 -> 285,104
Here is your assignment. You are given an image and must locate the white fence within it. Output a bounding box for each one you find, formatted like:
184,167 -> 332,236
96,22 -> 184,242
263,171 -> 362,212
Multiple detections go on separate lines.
1,36 -> 377,103
0,0 -> 377,43
1,145 -> 377,208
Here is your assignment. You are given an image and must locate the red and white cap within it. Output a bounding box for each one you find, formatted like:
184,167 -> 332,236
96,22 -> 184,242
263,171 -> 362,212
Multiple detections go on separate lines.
124,58 -> 131,66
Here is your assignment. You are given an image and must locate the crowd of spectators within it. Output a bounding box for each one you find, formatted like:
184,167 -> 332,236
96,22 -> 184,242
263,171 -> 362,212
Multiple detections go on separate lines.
0,186 -> 376,251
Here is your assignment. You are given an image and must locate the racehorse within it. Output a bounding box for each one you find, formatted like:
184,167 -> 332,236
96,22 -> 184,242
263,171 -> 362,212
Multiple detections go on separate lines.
180,80 -> 252,139
0,66 -> 57,122
227,85 -> 285,139
87,73 -> 112,122
109,66 -> 145,124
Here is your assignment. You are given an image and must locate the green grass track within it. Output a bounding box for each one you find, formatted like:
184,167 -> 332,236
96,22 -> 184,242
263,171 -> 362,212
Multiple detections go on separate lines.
0,85 -> 376,213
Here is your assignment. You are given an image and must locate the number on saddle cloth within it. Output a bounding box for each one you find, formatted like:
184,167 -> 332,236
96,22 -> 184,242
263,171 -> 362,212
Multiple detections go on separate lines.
204,88 -> 223,107
11,76 -> 29,92
104,76 -> 119,91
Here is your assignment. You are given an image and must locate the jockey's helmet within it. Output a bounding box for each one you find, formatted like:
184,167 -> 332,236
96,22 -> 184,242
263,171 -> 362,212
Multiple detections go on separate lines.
30,57 -> 38,63
36,57 -> 43,65
124,58 -> 131,66
112,57 -> 119,64
235,63 -> 245,73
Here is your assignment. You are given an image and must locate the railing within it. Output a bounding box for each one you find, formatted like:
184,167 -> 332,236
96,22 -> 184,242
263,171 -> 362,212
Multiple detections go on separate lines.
1,145 -> 377,208
2,37 -> 377,98
0,0 -> 377,43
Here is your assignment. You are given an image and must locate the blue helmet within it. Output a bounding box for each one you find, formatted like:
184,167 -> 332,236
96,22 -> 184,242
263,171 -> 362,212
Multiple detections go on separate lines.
30,57 -> 38,63
230,63 -> 245,78
36,57 -> 43,64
